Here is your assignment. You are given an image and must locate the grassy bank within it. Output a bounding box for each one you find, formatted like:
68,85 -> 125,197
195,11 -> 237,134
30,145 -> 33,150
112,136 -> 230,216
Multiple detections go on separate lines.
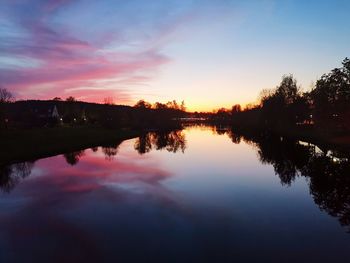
0,126 -> 140,165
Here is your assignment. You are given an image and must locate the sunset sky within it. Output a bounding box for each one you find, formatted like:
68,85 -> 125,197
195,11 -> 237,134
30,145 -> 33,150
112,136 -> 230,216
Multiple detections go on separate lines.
1,0 -> 350,111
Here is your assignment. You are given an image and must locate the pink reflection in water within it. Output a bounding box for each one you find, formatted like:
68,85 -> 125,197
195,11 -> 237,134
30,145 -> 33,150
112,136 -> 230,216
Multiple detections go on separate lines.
0,140 -> 180,262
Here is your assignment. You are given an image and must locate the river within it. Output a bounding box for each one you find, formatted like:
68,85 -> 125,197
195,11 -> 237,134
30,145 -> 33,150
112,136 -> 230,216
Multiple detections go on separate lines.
0,125 -> 349,262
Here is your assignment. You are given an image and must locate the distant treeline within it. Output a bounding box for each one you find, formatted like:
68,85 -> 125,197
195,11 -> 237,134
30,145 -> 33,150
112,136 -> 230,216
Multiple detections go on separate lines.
0,95 -> 188,130
211,57 -> 350,135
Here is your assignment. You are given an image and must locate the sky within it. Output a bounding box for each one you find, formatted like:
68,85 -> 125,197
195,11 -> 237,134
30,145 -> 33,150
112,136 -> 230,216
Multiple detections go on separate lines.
1,0 -> 350,111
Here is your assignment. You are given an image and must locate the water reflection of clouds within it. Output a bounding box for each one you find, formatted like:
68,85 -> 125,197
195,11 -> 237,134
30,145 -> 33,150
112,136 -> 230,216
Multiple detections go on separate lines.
0,141 -> 185,262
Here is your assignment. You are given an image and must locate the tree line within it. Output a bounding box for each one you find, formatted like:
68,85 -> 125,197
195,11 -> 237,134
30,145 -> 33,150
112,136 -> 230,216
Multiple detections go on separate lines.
211,57 -> 350,134
0,91 -> 187,130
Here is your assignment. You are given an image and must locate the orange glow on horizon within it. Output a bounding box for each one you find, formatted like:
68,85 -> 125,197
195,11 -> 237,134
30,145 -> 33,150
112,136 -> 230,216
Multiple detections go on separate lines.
184,101 -> 258,113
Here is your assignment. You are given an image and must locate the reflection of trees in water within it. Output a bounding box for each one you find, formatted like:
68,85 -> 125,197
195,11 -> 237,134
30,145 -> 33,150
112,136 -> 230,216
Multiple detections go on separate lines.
153,130 -> 186,153
91,147 -> 99,152
305,156 -> 350,231
64,150 -> 85,165
0,162 -> 34,192
231,129 -> 350,232
134,134 -> 152,154
256,136 -> 311,186
211,125 -> 242,144
102,143 -> 120,161
228,132 -> 241,144
134,130 -> 186,154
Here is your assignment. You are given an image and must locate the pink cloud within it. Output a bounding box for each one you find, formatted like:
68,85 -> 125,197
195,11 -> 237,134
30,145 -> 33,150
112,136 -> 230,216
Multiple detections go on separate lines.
1,1 -> 172,103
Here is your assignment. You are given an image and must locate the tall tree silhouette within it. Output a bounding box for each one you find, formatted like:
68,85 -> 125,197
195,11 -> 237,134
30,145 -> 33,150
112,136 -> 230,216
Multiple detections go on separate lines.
0,88 -> 13,129
261,75 -> 308,127
310,57 -> 350,131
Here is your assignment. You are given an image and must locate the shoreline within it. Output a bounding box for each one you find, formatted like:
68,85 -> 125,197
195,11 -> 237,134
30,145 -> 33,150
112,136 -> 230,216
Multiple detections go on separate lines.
0,127 -> 140,166
231,124 -> 350,154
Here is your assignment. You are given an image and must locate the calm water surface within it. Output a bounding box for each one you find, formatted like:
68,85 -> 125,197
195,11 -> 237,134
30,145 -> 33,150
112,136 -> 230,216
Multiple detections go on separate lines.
0,126 -> 349,262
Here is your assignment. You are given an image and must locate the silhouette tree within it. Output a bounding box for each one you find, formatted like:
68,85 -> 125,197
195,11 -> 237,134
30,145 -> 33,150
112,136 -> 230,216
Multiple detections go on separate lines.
231,104 -> 241,115
166,100 -> 179,110
260,75 -> 308,127
180,100 -> 186,111
134,134 -> 152,154
214,108 -> 231,123
226,129 -> 241,144
0,88 -> 13,103
310,57 -> 350,131
0,88 -> 14,128
66,96 -> 76,102
134,100 -> 152,109
64,150 -> 85,165
104,97 -> 115,105
91,147 -> 99,152
154,102 -> 168,110
258,89 -> 274,104
275,74 -> 300,104
102,144 -> 119,160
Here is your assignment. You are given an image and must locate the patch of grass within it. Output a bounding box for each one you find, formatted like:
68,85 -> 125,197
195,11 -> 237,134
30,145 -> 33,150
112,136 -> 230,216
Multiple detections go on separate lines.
0,126 -> 140,165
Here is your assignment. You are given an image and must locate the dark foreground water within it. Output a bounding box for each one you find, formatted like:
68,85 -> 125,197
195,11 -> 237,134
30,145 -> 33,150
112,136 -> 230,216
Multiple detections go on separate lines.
0,126 -> 349,263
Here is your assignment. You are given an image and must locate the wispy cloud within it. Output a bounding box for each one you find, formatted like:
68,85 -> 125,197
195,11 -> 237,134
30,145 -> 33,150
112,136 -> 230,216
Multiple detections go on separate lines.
0,0 -> 195,103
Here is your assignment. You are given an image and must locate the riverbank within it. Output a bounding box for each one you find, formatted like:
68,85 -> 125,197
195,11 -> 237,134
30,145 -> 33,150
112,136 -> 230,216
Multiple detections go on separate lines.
0,127 -> 140,165
232,124 -> 350,154
275,127 -> 350,152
